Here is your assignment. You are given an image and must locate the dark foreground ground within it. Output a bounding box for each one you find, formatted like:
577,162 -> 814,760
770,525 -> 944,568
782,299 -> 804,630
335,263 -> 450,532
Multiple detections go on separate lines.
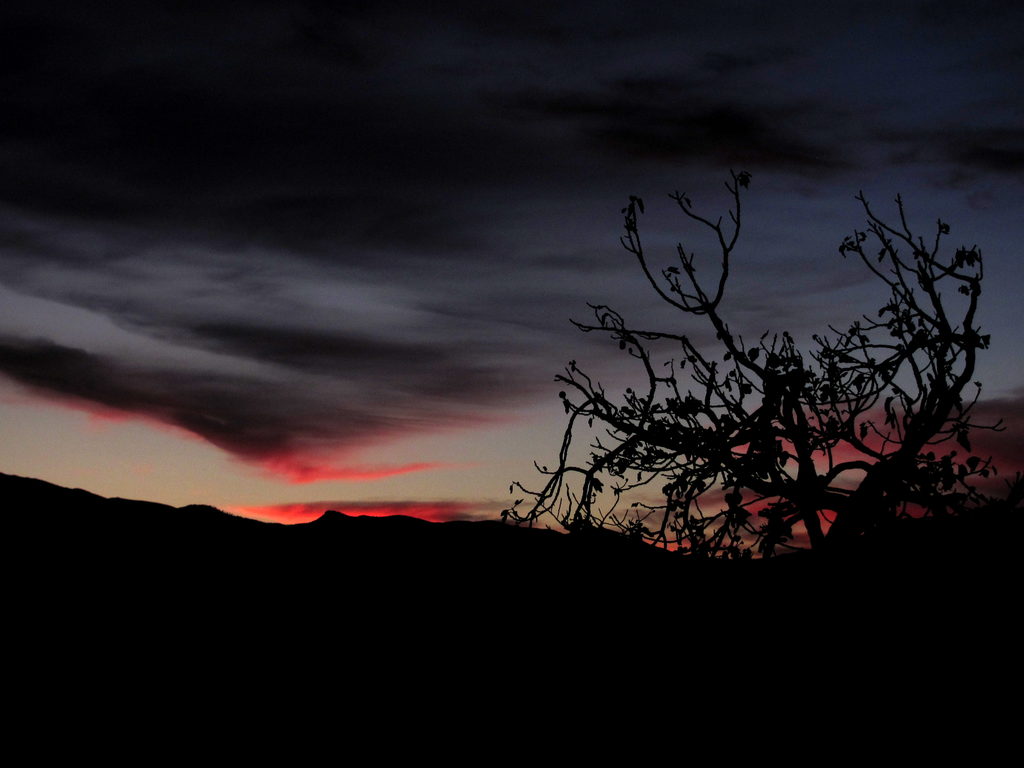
8,470 -> 1017,747
7,470 -> 1019,612
6,469 -> 1023,716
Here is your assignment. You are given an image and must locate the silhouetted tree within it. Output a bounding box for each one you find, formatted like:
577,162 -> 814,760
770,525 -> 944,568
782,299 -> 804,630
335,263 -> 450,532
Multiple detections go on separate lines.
506,171 -> 1006,557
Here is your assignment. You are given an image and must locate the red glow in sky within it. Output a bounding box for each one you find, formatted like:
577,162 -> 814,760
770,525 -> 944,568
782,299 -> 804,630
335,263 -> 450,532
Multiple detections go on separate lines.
255,457 -> 451,484
227,500 -> 480,524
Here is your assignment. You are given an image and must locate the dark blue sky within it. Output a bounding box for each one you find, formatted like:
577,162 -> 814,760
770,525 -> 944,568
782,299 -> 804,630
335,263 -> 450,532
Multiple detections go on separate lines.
0,1 -> 1020,513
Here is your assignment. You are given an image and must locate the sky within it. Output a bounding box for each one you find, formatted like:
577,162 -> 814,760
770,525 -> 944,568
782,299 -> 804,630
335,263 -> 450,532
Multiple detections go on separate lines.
0,1 -> 1021,524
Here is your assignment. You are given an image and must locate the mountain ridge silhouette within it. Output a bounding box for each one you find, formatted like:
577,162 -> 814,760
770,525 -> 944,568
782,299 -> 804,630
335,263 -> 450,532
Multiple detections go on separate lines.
6,469 -> 1019,631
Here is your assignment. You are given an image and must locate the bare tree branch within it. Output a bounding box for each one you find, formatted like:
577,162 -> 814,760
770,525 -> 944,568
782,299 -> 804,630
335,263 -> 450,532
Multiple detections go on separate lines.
506,173 -> 1007,558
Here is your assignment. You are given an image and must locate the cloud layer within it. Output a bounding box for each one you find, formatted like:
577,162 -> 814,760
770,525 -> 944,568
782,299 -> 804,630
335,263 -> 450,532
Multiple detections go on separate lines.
1,1 -> 1022,484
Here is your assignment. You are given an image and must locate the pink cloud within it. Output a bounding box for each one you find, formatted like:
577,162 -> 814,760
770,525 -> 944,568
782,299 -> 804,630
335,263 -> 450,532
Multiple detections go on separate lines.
253,456 -> 451,484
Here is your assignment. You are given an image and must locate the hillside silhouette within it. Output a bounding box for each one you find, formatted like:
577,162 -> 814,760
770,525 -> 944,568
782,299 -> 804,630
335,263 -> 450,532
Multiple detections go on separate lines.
6,471 -> 1019,627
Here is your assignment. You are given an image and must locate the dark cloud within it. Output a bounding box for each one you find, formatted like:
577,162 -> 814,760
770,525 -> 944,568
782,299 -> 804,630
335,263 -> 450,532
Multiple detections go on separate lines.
2,0 -> 1017,258
1,1 -> 1022,492
881,127 -> 1024,185
0,334 -> 532,478
0,336 -> 368,459
182,322 -> 523,401
699,48 -> 798,76
915,0 -> 1024,28
503,79 -> 850,174
944,131 -> 1024,175
222,191 -> 486,257
0,2 -> 564,260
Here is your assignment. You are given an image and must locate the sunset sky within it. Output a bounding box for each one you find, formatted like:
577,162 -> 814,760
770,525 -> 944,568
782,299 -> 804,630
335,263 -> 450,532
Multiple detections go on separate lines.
1,1 -> 1021,524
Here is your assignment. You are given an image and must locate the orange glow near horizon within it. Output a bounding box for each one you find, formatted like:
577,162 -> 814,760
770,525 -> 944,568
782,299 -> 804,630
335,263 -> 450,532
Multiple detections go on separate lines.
226,499 -> 482,525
